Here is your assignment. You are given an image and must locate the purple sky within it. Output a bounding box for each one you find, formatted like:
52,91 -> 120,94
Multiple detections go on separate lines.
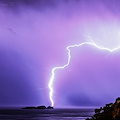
0,0 -> 120,107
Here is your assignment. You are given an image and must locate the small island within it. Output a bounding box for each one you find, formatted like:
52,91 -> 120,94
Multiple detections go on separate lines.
22,105 -> 54,109
86,97 -> 120,120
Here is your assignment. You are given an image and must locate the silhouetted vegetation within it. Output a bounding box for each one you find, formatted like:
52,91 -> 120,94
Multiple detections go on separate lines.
22,105 -> 54,109
86,97 -> 120,120
37,105 -> 46,109
47,106 -> 54,109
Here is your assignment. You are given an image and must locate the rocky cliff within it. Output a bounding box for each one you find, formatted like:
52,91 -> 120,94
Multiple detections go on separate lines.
86,97 -> 120,120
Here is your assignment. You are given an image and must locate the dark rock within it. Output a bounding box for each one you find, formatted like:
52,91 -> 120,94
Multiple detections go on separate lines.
37,105 -> 46,109
115,97 -> 120,104
86,97 -> 120,120
22,105 -> 54,110
22,107 -> 37,109
47,106 -> 54,109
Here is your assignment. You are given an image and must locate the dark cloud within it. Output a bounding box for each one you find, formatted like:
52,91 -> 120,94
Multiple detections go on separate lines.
0,0 -> 58,10
1,0 -> 120,15
1,0 -> 120,107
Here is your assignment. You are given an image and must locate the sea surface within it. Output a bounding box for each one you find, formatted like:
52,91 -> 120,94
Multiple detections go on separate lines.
0,107 -> 94,120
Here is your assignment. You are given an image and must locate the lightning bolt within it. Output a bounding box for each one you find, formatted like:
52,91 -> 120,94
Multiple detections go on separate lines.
48,35 -> 120,107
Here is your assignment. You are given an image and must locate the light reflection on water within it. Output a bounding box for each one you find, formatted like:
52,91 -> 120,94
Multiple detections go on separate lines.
0,108 -> 94,120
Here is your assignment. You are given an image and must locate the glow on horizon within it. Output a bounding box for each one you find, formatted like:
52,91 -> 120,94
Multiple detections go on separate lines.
48,35 -> 120,107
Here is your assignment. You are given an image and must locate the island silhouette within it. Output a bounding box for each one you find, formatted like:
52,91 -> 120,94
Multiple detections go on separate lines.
22,105 -> 54,109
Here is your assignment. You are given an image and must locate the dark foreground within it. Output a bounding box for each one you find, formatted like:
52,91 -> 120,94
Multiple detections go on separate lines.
87,97 -> 120,120
0,108 -> 94,120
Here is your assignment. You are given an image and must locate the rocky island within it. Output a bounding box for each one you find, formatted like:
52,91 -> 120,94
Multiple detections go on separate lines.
86,97 -> 120,120
22,105 -> 54,109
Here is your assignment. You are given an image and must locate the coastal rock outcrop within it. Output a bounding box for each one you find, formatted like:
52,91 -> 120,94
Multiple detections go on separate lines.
47,106 -> 54,109
22,107 -> 36,109
22,105 -> 54,109
86,97 -> 120,120
37,105 -> 46,109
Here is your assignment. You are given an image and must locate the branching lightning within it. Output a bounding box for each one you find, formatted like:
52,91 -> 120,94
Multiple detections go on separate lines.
48,35 -> 120,107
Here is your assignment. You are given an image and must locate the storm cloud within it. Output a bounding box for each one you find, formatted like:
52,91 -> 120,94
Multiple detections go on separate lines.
0,0 -> 120,107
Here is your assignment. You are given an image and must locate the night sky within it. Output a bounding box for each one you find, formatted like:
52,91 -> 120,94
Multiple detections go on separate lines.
0,0 -> 120,107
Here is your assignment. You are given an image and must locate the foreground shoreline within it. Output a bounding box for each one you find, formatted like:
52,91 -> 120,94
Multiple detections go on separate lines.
86,97 -> 120,120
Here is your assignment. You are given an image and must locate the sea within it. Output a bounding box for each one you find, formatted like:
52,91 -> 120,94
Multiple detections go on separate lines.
0,107 -> 95,120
